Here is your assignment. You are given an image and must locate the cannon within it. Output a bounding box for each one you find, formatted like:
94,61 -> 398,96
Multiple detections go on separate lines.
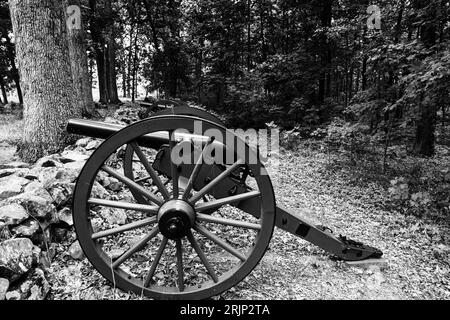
66,107 -> 382,300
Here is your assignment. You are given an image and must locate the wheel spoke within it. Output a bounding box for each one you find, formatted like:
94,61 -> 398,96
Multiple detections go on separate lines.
92,216 -> 158,240
186,230 -> 219,283
144,237 -> 168,287
176,239 -> 184,292
169,131 -> 180,199
194,224 -> 246,262
130,142 -> 171,200
88,198 -> 159,214
189,159 -> 244,204
197,214 -> 261,231
102,166 -> 163,206
195,191 -> 261,212
182,138 -> 215,200
112,226 -> 159,269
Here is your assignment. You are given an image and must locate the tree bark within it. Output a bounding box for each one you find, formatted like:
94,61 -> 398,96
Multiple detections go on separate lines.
0,76 -> 8,104
9,0 -> 80,162
105,0 -> 120,104
65,0 -> 95,115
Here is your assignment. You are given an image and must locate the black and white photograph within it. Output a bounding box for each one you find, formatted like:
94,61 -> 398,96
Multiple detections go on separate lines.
0,0 -> 449,307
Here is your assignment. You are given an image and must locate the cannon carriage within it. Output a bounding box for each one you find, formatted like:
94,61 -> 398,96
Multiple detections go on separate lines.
66,107 -> 382,300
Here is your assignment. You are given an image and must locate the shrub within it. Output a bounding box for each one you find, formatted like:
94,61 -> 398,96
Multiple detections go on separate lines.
323,118 -> 373,164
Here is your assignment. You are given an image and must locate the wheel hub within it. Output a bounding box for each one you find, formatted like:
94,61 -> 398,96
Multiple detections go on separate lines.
158,200 -> 195,240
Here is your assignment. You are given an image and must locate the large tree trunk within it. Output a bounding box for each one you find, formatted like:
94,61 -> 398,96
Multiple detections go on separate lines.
65,0 -> 95,115
10,0 -> 80,162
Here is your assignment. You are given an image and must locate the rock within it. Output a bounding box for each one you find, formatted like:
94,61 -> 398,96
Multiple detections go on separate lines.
60,150 -> 90,163
35,156 -> 63,168
35,167 -> 59,187
0,162 -> 29,170
75,138 -> 91,148
54,168 -> 78,184
85,140 -> 100,151
12,220 -> 40,237
55,207 -> 73,226
5,193 -> 56,219
23,182 -> 52,202
106,178 -> 122,192
64,161 -> 86,172
92,182 -> 109,199
51,227 -> 68,243
0,175 -> 30,200
24,181 -> 45,194
21,170 -> 39,181
69,241 -> 85,260
0,238 -> 41,280
0,169 -> 16,179
5,290 -> 21,300
346,258 -> 389,271
99,207 -> 127,225
20,268 -> 50,300
0,203 -> 29,226
366,270 -> 385,291
91,218 -> 103,233
46,182 -> 74,208
0,278 -> 9,300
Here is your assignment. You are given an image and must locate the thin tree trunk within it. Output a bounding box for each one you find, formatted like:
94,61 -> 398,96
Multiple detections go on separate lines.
1,31 -> 23,104
10,0 -> 80,162
89,0 -> 108,104
0,76 -> 8,104
414,94 -> 436,156
318,0 -> 333,103
362,56 -> 368,91
247,0 -> 252,71
131,26 -> 139,102
105,0 -> 120,104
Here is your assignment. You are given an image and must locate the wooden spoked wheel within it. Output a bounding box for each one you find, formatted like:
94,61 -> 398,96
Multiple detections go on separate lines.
73,115 -> 275,300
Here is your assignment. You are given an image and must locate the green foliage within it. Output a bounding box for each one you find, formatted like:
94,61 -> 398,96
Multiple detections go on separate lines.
323,118 -> 374,164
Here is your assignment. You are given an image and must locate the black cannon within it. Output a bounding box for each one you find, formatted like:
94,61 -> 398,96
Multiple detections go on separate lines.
66,107 -> 382,300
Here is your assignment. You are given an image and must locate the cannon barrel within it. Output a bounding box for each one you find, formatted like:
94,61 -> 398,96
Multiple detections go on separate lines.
67,119 -> 170,149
